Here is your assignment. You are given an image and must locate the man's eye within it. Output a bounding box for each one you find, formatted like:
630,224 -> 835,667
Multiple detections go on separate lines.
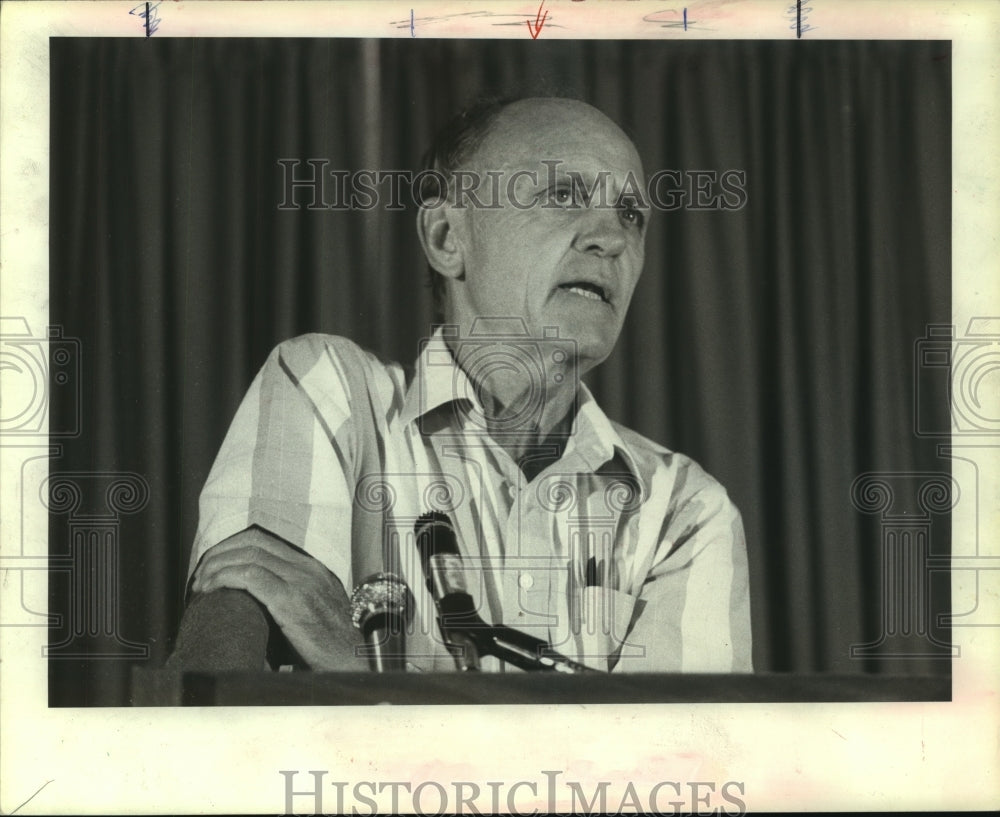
619,204 -> 646,228
550,185 -> 578,207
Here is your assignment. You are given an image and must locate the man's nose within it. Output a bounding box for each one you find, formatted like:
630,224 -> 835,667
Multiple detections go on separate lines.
572,206 -> 628,257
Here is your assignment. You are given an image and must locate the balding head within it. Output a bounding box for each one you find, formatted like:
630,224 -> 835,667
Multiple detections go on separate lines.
470,98 -> 644,185
417,96 -> 648,373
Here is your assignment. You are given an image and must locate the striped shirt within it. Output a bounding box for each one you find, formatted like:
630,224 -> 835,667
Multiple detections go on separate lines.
189,330 -> 752,673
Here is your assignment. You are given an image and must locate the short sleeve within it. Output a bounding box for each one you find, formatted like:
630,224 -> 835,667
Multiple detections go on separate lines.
616,460 -> 753,673
187,336 -> 359,588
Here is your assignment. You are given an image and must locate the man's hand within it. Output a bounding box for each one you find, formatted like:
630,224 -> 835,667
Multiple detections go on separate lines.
190,527 -> 368,671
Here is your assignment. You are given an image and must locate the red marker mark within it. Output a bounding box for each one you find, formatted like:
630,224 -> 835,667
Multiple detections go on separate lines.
527,2 -> 548,39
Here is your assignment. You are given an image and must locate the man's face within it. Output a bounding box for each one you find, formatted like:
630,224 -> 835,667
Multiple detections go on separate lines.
447,99 -> 649,374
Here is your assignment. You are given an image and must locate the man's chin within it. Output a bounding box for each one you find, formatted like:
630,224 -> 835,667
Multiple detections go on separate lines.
559,329 -> 621,376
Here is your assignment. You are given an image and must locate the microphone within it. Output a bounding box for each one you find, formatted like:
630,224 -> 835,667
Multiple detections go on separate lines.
414,512 -> 484,671
414,512 -> 598,674
349,572 -> 415,672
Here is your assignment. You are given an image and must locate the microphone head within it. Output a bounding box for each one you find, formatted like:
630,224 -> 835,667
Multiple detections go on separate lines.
414,511 -> 460,562
349,572 -> 415,635
415,510 -> 452,533
414,511 -> 471,601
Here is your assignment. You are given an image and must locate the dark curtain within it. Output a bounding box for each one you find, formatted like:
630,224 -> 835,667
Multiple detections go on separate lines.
49,38 -> 951,705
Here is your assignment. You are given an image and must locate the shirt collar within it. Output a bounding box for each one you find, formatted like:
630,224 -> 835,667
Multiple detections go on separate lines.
399,327 -> 649,502
399,327 -> 484,428
571,386 -> 648,504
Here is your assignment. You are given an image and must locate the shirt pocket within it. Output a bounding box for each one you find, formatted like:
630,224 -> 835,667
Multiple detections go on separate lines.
561,585 -> 638,671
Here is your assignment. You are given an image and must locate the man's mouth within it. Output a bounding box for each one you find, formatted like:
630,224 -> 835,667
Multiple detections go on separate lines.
558,281 -> 609,304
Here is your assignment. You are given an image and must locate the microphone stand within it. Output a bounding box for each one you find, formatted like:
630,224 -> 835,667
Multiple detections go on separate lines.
435,593 -> 599,674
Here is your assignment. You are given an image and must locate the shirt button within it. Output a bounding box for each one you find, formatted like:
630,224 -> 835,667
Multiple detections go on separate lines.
519,573 -> 534,590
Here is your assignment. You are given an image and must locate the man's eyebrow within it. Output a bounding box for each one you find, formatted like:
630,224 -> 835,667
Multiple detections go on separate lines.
562,167 -> 648,200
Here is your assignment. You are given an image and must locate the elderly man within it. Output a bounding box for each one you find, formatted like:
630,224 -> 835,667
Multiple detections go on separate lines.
172,97 -> 752,674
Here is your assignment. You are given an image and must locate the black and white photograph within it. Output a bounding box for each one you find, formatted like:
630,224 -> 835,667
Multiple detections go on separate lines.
1,1 -> 998,814
48,35 -> 953,701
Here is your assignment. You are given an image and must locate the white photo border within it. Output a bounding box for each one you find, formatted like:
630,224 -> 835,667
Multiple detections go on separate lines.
1,1 -> 998,813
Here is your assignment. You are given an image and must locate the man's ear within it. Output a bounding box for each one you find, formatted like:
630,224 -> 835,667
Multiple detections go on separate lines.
416,201 -> 466,281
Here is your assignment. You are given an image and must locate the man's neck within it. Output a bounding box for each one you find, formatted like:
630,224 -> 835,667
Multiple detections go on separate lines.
481,392 -> 576,481
446,338 -> 579,479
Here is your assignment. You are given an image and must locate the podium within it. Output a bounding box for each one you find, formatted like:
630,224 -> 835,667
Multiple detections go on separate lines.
131,668 -> 950,706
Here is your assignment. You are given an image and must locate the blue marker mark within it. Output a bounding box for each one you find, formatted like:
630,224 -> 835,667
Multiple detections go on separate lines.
786,1 -> 815,37
683,8 -> 687,31
129,1 -> 161,37
410,9 -> 415,37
